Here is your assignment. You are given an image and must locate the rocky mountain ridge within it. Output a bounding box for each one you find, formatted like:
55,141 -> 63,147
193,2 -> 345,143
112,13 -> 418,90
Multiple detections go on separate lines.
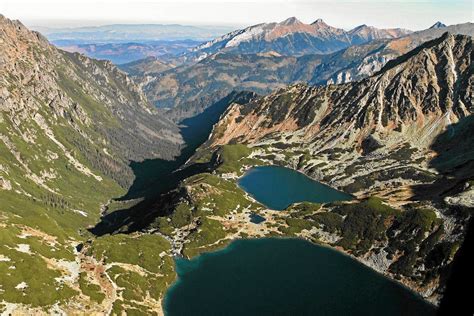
325,22 -> 474,84
210,33 -> 472,150
182,17 -> 411,63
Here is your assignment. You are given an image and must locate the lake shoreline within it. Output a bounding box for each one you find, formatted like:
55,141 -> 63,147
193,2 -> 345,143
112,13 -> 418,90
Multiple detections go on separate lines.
153,155 -> 443,314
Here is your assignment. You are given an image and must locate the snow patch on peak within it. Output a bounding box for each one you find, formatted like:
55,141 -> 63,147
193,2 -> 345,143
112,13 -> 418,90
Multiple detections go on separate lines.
224,24 -> 266,48
430,21 -> 447,29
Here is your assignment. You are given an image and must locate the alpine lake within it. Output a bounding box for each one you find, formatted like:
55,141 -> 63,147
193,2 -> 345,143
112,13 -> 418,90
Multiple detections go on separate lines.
164,166 -> 436,316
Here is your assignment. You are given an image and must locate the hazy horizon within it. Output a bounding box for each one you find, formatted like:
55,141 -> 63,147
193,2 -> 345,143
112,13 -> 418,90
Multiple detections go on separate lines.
1,0 -> 472,31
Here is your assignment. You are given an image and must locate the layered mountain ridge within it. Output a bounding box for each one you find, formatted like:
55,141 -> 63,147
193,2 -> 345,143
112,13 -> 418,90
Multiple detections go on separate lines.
136,22 -> 472,121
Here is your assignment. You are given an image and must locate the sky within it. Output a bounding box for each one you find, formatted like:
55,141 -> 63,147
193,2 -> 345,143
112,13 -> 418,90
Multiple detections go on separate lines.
1,0 -> 472,30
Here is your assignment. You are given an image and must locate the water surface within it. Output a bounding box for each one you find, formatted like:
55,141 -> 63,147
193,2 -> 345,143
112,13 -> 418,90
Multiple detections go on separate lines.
249,213 -> 266,224
165,238 -> 435,316
238,166 -> 352,210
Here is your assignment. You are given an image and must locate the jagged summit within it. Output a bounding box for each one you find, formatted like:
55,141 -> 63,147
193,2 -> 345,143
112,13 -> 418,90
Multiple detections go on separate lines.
0,13 -> 50,49
352,24 -> 369,29
430,21 -> 447,28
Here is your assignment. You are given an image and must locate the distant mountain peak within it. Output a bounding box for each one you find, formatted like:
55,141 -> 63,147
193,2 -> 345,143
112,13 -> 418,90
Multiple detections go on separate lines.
280,17 -> 302,26
430,21 -> 447,29
312,18 -> 325,24
353,24 -> 369,30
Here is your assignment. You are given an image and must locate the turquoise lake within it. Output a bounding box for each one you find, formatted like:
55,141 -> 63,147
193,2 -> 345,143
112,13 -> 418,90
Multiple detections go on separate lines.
238,165 -> 352,210
164,238 -> 436,316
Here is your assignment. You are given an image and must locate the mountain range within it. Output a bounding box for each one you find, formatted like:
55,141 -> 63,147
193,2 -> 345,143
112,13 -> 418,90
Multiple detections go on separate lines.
182,17 -> 411,62
132,22 -> 472,121
33,23 -> 237,42
55,40 -> 201,64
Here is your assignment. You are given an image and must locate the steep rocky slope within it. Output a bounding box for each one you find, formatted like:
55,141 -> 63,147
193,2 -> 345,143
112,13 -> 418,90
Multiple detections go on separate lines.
0,16 -> 182,189
0,15 -> 181,314
129,33 -> 473,305
325,22 -> 473,84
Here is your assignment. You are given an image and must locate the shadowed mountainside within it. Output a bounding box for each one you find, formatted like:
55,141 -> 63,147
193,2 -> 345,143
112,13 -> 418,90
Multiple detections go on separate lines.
90,91 -> 257,235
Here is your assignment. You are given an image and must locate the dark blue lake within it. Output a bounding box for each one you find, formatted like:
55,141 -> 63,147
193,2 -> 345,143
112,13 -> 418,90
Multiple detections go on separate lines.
164,238 -> 435,316
238,165 -> 352,210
